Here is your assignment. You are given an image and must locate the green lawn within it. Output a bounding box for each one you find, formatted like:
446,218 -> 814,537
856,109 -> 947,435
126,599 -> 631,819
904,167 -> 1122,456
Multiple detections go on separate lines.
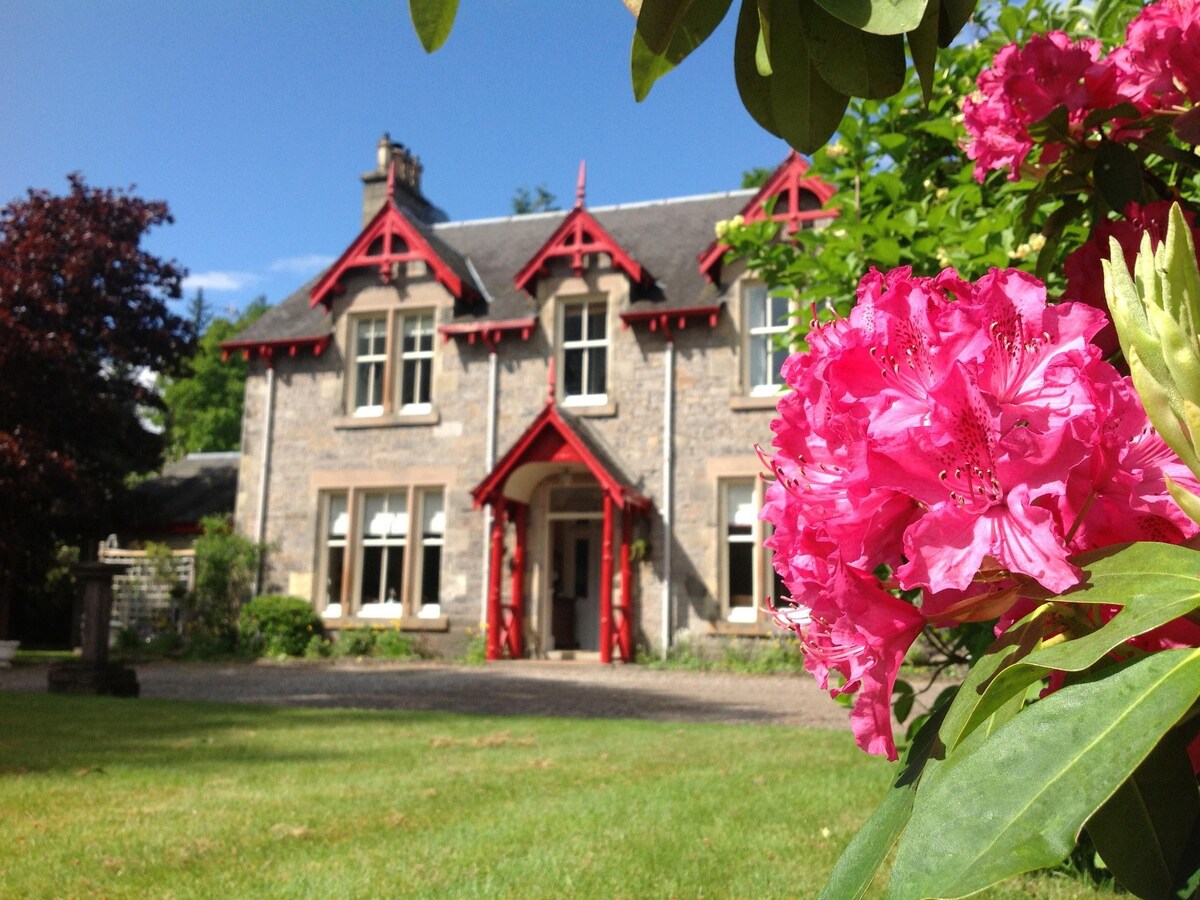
0,692 -> 1117,898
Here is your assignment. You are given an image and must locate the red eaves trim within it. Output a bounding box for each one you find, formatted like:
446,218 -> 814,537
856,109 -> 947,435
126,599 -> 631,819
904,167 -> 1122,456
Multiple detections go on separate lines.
437,317 -> 536,348
514,207 -> 648,296
309,200 -> 476,307
219,334 -> 332,364
619,304 -> 722,339
471,403 -> 650,511
697,151 -> 838,283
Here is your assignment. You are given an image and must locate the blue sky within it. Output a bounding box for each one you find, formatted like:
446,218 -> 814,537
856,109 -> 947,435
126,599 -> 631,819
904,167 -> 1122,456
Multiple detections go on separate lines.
2,2 -> 791,317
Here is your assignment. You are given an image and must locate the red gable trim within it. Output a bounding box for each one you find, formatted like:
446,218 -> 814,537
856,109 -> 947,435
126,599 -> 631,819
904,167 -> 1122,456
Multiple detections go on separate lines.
437,317 -> 536,348
697,151 -> 838,283
471,404 -> 649,510
309,201 -> 475,307
514,207 -> 648,296
619,304 -> 722,339
219,334 -> 332,365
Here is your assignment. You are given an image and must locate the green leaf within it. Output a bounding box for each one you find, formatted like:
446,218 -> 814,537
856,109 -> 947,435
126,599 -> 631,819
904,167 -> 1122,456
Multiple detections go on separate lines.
810,0 -> 928,35
799,0 -> 906,100
635,0 -> 703,55
1094,138 -> 1145,214
820,702 -> 949,900
889,649 -> 1200,898
939,608 -> 1046,753
763,0 -> 851,153
906,0 -> 940,103
734,0 -> 779,136
630,0 -> 733,100
953,543 -> 1200,740
936,0 -> 977,46
1086,726 -> 1200,899
407,0 -> 459,52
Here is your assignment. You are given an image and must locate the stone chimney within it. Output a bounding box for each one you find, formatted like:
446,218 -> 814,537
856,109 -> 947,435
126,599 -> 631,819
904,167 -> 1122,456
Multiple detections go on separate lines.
361,133 -> 447,227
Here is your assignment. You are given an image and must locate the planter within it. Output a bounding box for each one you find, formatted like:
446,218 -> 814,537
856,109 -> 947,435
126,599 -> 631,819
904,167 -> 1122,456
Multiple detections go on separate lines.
0,640 -> 19,668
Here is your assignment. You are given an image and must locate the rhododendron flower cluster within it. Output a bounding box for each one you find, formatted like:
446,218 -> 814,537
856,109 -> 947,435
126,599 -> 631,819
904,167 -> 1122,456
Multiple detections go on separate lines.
762,265 -> 1200,760
963,0 -> 1200,181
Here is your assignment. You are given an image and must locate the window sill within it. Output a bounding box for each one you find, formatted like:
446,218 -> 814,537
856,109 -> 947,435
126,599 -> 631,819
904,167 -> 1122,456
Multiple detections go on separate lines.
728,394 -> 779,412
321,615 -> 450,633
333,410 -> 441,429
562,399 -> 618,418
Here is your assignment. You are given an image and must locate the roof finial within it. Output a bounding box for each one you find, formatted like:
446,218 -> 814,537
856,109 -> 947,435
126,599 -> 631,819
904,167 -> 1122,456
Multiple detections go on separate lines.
547,356 -> 556,404
574,160 -> 587,210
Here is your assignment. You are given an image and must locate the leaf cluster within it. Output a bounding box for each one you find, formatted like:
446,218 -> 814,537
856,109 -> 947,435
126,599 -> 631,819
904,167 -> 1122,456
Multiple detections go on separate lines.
0,174 -> 193,588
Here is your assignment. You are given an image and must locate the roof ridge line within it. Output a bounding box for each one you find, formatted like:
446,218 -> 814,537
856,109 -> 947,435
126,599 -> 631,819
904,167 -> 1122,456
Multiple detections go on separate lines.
434,189 -> 757,230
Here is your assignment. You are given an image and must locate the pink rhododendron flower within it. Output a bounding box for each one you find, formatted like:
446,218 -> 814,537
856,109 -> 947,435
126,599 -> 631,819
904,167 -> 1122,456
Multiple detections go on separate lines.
763,265 -> 1200,759
963,32 -> 1123,181
1110,0 -> 1200,111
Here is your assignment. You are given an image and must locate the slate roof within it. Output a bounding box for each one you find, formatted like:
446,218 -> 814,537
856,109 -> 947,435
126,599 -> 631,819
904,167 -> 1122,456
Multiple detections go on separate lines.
124,452 -> 240,535
234,189 -> 754,346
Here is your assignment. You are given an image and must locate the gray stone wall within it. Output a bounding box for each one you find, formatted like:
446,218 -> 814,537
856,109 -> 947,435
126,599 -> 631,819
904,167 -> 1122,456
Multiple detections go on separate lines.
235,261 -> 781,656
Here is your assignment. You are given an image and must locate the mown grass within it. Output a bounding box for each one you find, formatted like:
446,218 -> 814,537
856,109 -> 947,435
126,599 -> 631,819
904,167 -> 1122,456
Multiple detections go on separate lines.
0,692 -> 1118,898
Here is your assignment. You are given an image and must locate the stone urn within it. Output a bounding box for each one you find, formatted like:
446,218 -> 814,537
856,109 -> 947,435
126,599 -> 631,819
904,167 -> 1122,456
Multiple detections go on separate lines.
0,639 -> 19,668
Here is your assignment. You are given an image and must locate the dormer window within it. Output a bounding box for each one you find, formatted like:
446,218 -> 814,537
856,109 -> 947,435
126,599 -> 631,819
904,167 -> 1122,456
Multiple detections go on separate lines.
353,317 -> 388,416
560,298 -> 608,405
347,311 -> 436,418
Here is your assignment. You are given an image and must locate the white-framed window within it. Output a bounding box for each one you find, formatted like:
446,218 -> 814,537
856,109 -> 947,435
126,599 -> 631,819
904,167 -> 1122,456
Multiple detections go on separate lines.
320,493 -> 349,617
415,488 -> 445,618
560,298 -> 608,405
318,486 -> 446,622
719,478 -> 783,623
358,490 -> 408,616
399,312 -> 434,412
353,316 -> 388,415
745,284 -> 791,397
347,309 -> 436,417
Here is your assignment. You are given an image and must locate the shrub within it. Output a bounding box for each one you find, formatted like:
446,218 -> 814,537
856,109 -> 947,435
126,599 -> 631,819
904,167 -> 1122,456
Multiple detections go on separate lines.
334,628 -> 376,657
238,595 -> 323,657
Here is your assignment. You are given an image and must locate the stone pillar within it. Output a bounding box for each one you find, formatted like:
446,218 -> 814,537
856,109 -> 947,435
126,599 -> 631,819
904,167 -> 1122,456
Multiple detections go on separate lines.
48,561 -> 139,697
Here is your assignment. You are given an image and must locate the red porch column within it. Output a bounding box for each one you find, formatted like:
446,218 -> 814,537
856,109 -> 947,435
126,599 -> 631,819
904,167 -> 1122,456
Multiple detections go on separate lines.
600,493 -> 614,664
509,504 -> 527,659
486,504 -> 506,661
618,506 -> 633,662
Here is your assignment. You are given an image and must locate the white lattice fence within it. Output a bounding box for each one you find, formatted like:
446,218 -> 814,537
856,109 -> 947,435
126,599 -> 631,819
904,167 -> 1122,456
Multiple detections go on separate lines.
99,547 -> 195,631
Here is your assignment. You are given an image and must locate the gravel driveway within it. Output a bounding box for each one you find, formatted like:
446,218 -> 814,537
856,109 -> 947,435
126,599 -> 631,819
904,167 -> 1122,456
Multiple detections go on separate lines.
0,659 -> 876,731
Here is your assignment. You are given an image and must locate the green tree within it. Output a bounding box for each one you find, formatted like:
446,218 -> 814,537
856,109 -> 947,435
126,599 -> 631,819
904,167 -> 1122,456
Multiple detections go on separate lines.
511,184 -> 559,215
159,298 -> 268,457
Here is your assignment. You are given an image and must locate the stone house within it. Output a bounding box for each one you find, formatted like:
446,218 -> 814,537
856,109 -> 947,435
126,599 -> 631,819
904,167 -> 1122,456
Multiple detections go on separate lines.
224,137 -> 835,660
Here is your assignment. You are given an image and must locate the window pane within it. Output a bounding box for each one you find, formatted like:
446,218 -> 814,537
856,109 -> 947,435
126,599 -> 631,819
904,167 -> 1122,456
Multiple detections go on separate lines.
371,361 -> 384,406
728,543 -> 754,605
587,346 -> 606,396
328,495 -> 348,537
749,334 -> 768,389
401,358 -> 419,405
564,348 -> 584,396
355,362 -> 373,408
422,491 -> 445,537
563,308 -> 583,343
587,308 -> 605,341
770,344 -> 789,386
748,287 -> 766,330
326,546 -> 344,606
728,483 -> 756,528
361,546 -> 383,604
384,546 -> 404,604
421,545 -> 441,607
769,293 -> 790,325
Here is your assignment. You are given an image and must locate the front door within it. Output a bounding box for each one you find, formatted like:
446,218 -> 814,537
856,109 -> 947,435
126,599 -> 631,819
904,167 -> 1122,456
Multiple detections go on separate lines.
550,519 -> 602,651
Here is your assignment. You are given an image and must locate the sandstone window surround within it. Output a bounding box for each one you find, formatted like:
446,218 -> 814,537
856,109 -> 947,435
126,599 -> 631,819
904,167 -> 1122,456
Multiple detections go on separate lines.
718,477 -> 783,626
558,295 -> 608,407
317,485 -> 446,624
347,310 -> 436,418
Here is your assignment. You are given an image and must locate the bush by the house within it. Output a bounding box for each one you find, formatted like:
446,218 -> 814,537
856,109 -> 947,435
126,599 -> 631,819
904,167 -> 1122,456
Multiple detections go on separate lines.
238,595 -> 323,657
